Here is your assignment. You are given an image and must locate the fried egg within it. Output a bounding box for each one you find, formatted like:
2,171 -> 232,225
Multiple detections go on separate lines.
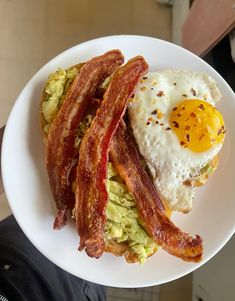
128,70 -> 225,212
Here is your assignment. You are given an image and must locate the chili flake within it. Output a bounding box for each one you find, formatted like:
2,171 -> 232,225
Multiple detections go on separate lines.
172,121 -> 179,128
157,91 -> 164,97
198,104 -> 205,110
185,125 -> 190,130
151,109 -> 158,115
190,112 -> 196,118
166,127 -> 171,130
191,88 -> 196,96
217,125 -> 225,135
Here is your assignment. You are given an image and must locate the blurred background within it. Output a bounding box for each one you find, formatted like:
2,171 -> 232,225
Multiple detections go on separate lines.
0,0 -> 234,300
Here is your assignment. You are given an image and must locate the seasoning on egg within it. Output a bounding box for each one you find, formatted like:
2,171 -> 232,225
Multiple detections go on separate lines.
199,134 -> 205,140
191,88 -> 197,96
151,109 -> 158,115
172,107 -> 177,111
185,125 -> 190,130
146,121 -> 151,125
155,120 -> 159,124
143,76 -> 148,80
190,112 -> 196,118
151,88 -> 154,90
157,91 -> 164,97
217,125 -> 225,135
172,121 -> 179,128
180,141 -> 185,146
173,82 -> 177,86
166,127 -> 171,130
198,103 -> 205,110
186,134 -> 190,142
182,94 -> 187,97
141,86 -> 147,91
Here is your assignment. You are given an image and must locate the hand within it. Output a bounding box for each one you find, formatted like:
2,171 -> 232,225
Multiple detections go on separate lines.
0,126 -> 5,195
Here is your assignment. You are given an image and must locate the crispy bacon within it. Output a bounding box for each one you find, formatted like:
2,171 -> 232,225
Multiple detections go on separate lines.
110,121 -> 203,262
75,56 -> 148,258
46,50 -> 124,229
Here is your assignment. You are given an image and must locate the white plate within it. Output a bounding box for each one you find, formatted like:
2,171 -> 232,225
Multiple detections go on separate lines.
2,35 -> 235,288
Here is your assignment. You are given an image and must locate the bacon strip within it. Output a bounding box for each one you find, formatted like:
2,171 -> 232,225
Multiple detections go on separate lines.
46,50 -> 124,229
75,56 -> 148,258
110,121 -> 203,262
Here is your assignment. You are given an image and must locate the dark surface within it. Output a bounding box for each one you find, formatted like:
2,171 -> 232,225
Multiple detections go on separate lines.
0,216 -> 106,301
203,35 -> 235,91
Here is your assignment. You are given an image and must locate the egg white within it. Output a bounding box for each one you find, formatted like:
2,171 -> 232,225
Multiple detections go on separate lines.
128,70 -> 222,212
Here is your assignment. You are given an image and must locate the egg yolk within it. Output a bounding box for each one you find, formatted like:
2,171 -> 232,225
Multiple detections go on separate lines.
169,99 -> 225,152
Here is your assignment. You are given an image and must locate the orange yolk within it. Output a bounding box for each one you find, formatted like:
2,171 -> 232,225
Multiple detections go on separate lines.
169,99 -> 225,152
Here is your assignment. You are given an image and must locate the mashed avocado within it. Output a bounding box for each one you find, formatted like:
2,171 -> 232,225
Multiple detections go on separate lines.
106,163 -> 157,264
42,67 -> 78,133
42,67 -> 158,264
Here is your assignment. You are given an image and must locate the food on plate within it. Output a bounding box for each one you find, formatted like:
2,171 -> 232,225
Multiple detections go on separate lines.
75,55 -> 148,258
128,71 -> 225,212
45,50 -> 124,229
40,50 -> 225,264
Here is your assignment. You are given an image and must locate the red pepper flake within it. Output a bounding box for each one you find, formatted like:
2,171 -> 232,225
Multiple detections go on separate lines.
182,107 -> 185,110
160,123 -> 164,126
185,125 -> 190,130
191,88 -> 196,96
186,134 -> 190,142
155,120 -> 159,124
217,125 -> 225,135
141,86 -> 147,91
172,107 -> 177,111
151,109 -> 158,115
130,93 -> 135,99
143,76 -> 148,80
199,134 -> 205,140
166,127 -> 171,130
146,121 -> 151,125
190,112 -> 196,118
177,113 -> 181,117
157,91 -> 164,97
182,94 -> 187,97
198,103 -> 205,110
180,141 -> 186,146
172,121 -> 179,128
